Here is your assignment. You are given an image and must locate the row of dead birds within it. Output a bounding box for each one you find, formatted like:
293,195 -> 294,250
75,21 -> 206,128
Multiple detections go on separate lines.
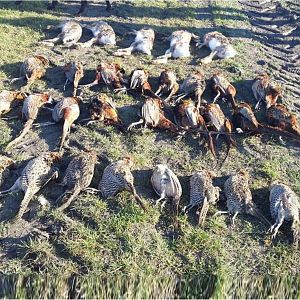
38,20 -> 237,64
2,54 -> 300,158
0,152 -> 299,246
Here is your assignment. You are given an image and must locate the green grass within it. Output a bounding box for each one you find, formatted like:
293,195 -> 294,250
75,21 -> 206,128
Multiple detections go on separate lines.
0,0 -> 299,298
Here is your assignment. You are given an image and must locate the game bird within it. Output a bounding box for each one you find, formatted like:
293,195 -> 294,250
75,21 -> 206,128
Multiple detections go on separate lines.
80,62 -> 125,91
154,30 -> 199,63
214,170 -> 269,226
10,55 -> 49,90
56,150 -> 97,211
197,31 -> 236,64
151,164 -> 182,217
127,97 -> 179,133
268,181 -> 300,246
5,93 -> 53,151
79,21 -> 116,47
98,156 -> 146,211
63,61 -> 84,96
113,28 -> 155,56
0,90 -> 27,117
211,72 -> 236,104
0,152 -> 60,220
155,70 -> 179,103
176,71 -> 206,109
183,171 -> 221,226
252,73 -> 281,110
42,20 -> 82,47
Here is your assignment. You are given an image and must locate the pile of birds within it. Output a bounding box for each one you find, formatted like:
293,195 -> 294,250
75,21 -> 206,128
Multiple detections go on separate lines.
0,19 -> 300,247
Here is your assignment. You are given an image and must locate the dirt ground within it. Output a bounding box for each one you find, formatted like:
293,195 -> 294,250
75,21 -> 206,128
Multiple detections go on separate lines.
0,0 -> 299,298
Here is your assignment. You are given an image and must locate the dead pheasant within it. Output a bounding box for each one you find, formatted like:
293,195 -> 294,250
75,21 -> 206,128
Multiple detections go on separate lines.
127,97 -> 178,133
183,171 -> 220,227
0,156 -> 15,188
79,21 -> 116,47
63,61 -> 84,96
99,156 -> 146,211
211,72 -> 236,104
268,181 -> 300,246
5,93 -> 53,151
252,73 -> 281,110
42,20 -> 82,46
113,28 -> 155,57
0,90 -> 27,117
154,30 -> 199,63
175,99 -> 216,157
56,151 -> 97,211
10,55 -> 49,90
151,164 -> 182,217
0,152 -> 60,220
155,70 -> 179,103
214,170 -> 269,226
177,71 -> 206,109
88,93 -> 123,130
80,62 -> 125,91
197,31 -> 236,64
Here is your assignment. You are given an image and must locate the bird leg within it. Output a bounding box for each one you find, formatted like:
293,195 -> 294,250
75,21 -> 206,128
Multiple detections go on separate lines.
213,210 -> 229,218
78,37 -> 97,48
63,79 -> 69,91
0,178 -> 21,197
155,86 -> 162,97
175,93 -> 187,103
196,42 -> 205,49
268,214 -> 284,240
10,76 -> 24,84
201,50 -> 218,64
127,119 -> 144,131
33,121 -> 56,128
213,90 -> 221,103
155,191 -> 166,207
84,187 -> 100,195
231,211 -> 239,226
113,46 -> 134,57
182,203 -> 196,213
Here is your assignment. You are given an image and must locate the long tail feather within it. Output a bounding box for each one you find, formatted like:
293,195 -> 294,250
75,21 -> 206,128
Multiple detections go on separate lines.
16,189 -> 35,220
57,188 -> 81,211
198,198 -> 209,227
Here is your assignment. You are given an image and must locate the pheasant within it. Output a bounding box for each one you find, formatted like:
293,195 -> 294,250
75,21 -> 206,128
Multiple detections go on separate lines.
56,151 -> 97,211
211,72 -> 236,104
42,20 -> 82,47
0,156 -> 15,188
99,156 -> 146,211
52,97 -> 81,152
154,30 -> 199,63
176,71 -> 206,109
151,164 -> 182,216
266,104 -> 300,139
214,170 -> 269,226
79,21 -> 116,47
268,181 -> 300,246
175,99 -> 216,157
155,70 -> 179,103
127,97 -> 179,133
10,55 -> 49,90
88,93 -> 123,130
113,28 -> 155,57
0,90 -> 27,117
197,31 -> 236,64
252,73 -> 281,110
0,152 -> 60,220
5,93 -> 53,151
63,62 -> 84,97
80,62 -> 125,91
183,171 -> 221,227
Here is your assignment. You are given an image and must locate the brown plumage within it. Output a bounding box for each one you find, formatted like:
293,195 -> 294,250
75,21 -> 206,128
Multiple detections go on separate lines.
63,62 -> 84,97
266,104 -> 300,139
215,170 -> 269,226
252,73 -> 281,110
52,97 -> 80,151
80,62 -> 125,91
10,55 -> 49,90
155,70 -> 179,103
99,156 -> 146,211
211,72 -> 236,104
88,93 -> 123,129
42,20 -> 82,46
177,71 -> 206,108
57,151 -> 97,211
5,93 -> 53,151
0,156 -> 15,188
127,97 -> 178,133
0,90 -> 27,117
0,152 -> 60,220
